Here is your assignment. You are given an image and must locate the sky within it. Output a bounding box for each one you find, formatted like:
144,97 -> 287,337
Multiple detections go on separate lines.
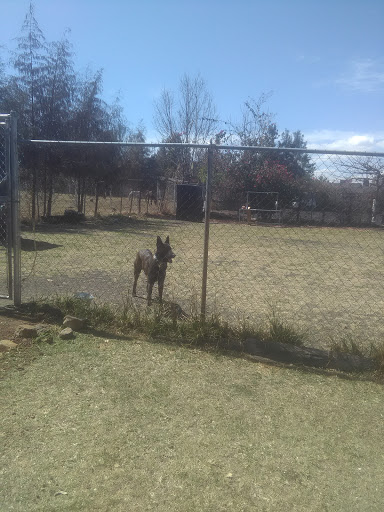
1,0 -> 384,152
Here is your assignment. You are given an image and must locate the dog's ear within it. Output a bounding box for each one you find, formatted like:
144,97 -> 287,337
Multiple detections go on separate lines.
156,236 -> 163,247
165,235 -> 170,244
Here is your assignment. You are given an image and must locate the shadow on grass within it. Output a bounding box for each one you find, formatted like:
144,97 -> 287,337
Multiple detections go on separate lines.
239,351 -> 378,383
21,238 -> 62,251
85,327 -> 135,342
21,215 -> 192,236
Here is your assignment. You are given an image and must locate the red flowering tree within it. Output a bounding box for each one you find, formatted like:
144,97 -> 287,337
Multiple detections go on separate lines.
214,150 -> 301,208
253,160 -> 294,190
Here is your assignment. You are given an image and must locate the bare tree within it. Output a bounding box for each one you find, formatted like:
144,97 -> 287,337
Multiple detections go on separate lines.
153,89 -> 176,141
340,156 -> 384,221
154,73 -> 217,143
153,73 -> 217,180
230,93 -> 277,146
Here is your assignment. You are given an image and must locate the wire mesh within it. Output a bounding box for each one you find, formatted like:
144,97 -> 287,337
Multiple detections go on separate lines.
18,140 -> 384,349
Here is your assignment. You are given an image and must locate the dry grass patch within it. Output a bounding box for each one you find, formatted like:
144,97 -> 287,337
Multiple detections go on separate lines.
19,217 -> 384,349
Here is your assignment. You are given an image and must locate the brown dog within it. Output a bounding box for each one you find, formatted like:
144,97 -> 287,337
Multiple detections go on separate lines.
132,236 -> 176,305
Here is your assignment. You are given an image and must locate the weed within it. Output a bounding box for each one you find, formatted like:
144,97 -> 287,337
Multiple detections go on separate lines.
266,314 -> 305,346
329,334 -> 367,357
369,344 -> 384,376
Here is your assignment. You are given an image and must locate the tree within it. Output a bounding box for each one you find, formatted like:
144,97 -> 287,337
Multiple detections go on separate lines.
232,93 -> 278,147
153,73 -> 217,181
277,129 -> 315,179
12,1 -> 47,218
154,73 -> 217,144
2,2 -> 135,220
121,125 -> 152,185
39,33 -> 76,216
12,2 -> 47,138
339,156 -> 384,222
42,33 -> 75,139
214,96 -> 314,210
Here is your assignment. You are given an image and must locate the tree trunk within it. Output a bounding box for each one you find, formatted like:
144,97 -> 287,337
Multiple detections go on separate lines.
94,182 -> 99,217
42,167 -> 47,217
77,173 -> 82,213
47,170 -> 53,217
31,167 -> 37,220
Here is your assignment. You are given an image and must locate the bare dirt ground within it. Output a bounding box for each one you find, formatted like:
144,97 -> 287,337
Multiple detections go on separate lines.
0,305 -> 58,349
0,309 -> 28,340
0,307 -> 60,378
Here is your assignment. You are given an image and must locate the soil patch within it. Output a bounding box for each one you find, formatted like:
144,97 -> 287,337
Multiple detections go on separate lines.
0,312 -> 26,340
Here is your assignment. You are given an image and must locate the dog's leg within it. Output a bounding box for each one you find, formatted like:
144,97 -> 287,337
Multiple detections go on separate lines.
132,254 -> 142,297
158,272 -> 165,303
147,279 -> 154,305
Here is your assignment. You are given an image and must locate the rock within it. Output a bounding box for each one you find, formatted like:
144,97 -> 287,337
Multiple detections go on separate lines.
63,315 -> 86,331
0,340 -> 18,352
59,327 -> 75,340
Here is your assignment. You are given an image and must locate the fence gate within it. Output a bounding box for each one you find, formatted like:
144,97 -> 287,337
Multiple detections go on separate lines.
0,112 -> 20,304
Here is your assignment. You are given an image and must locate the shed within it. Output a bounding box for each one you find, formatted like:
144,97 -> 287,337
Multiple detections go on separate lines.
176,184 -> 204,222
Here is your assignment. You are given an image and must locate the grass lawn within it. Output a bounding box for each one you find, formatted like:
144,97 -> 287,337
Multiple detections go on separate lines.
1,333 -> 384,511
19,215 -> 384,349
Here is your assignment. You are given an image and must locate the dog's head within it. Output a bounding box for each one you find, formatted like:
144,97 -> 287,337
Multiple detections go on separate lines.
156,236 -> 175,264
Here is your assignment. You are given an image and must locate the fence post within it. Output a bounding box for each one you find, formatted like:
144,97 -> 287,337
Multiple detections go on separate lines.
201,141 -> 214,320
10,111 -> 21,305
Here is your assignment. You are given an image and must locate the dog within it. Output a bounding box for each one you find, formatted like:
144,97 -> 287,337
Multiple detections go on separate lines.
132,236 -> 175,305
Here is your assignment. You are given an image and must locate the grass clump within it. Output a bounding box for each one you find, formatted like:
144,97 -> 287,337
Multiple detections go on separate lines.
30,296 -> 306,354
23,296 -> 384,377
329,334 -> 367,358
267,312 -> 305,347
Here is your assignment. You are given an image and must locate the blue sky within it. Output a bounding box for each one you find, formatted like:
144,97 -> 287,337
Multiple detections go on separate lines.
1,0 -> 384,152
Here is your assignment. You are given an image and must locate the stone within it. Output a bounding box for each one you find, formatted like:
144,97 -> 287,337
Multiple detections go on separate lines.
62,315 -> 86,331
0,339 -> 18,352
59,327 -> 75,340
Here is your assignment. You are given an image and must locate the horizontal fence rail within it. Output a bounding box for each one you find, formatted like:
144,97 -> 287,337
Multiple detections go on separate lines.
15,136 -> 384,350
22,138 -> 384,158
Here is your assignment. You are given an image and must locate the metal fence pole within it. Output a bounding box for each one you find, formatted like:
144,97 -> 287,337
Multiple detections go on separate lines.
10,112 -> 21,305
4,115 -> 13,299
201,142 -> 214,320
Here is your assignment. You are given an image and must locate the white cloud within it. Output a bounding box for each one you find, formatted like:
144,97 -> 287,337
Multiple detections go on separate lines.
335,59 -> 384,93
305,130 -> 384,153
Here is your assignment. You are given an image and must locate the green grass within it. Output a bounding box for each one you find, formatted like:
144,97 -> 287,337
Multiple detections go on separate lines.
19,214 -> 384,349
1,332 -> 384,511
42,296 -> 304,351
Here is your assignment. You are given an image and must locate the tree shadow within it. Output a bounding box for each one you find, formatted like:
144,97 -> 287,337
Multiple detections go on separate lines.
21,238 -> 62,251
20,215 -> 183,236
85,327 -> 135,342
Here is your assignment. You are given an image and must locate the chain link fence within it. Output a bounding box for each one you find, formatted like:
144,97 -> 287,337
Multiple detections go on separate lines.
15,138 -> 384,349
